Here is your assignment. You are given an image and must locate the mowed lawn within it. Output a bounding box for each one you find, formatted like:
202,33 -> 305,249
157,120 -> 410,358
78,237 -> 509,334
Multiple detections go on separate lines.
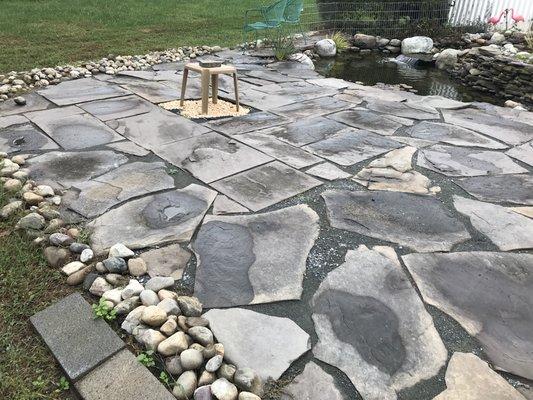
0,0 -> 318,73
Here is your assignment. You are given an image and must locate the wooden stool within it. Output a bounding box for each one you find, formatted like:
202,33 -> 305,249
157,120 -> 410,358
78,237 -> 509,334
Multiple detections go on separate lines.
180,63 -> 240,115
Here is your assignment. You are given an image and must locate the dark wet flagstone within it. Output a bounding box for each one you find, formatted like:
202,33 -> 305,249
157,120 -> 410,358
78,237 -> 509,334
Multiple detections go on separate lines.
327,108 -> 412,136
79,94 -> 155,121
271,96 -> 352,119
38,78 -> 130,106
455,174 -> 533,205
0,123 -> 59,153
205,111 -> 287,135
0,92 -> 53,116
366,98 -> 439,120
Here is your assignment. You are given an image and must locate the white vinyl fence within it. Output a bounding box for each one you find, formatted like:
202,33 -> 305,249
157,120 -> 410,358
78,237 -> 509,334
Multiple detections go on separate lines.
449,0 -> 533,29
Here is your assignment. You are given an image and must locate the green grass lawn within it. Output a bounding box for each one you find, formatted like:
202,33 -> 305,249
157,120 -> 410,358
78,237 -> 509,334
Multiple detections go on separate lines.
0,0 -> 318,73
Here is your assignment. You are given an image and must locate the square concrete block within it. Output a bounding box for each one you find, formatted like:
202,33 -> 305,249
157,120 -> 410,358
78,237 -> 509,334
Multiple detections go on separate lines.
30,293 -> 124,381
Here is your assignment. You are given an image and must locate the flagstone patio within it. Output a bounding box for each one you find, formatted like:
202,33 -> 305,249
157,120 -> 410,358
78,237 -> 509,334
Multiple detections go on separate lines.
2,49 -> 532,400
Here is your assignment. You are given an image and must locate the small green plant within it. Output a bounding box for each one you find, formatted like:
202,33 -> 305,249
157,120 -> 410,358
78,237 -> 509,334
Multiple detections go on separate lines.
159,371 -> 173,387
55,376 -> 70,392
271,32 -> 296,61
167,167 -> 180,175
330,32 -> 349,52
526,25 -> 533,50
137,350 -> 156,368
92,298 -> 117,321
76,227 -> 91,244
31,376 -> 46,389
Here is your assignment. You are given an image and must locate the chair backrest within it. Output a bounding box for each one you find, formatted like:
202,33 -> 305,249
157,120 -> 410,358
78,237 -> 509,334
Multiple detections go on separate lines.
263,0 -> 288,24
284,0 -> 304,22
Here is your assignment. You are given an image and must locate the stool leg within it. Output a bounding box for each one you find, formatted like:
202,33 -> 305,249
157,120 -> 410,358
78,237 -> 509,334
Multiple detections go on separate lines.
201,70 -> 210,115
180,69 -> 188,107
211,74 -> 218,104
233,73 -> 240,112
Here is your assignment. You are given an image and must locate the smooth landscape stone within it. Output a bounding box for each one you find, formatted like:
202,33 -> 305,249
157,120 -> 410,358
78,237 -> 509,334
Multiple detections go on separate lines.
106,140 -> 150,156
89,184 -> 217,254
305,162 -> 351,181
193,205 -> 319,307
212,195 -> 249,215
272,96 -> 352,119
442,108 -> 533,146
453,196 -> 533,251
121,80 -> 180,103
322,190 -> 470,252
26,106 -> 123,150
280,361 -> 344,400
402,252 -> 533,380
405,121 -> 508,149
506,141 -> 533,167
211,161 -> 322,211
327,108 -> 412,136
455,174 -> 532,205
0,92 -> 53,116
0,123 -> 59,153
417,144 -> 527,177
257,116 -> 349,147
38,78 -> 130,106
235,132 -> 322,169
312,246 -> 447,400
366,98 -> 440,120
156,131 -> 273,183
203,308 -> 311,381
205,111 -> 287,135
68,161 -> 175,218
79,94 -> 155,121
139,244 -> 191,279
303,129 -> 402,166
27,150 -> 128,189
75,349 -> 175,400
112,107 -> 210,151
30,293 -> 125,380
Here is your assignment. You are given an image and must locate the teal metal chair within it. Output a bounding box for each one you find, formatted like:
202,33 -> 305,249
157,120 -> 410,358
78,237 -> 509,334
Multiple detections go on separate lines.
243,0 -> 288,44
283,0 -> 306,43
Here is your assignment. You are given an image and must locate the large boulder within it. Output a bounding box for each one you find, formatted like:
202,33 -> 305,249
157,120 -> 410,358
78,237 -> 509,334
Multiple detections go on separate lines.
436,48 -> 458,70
352,34 -> 377,49
489,32 -> 506,45
401,36 -> 434,54
314,39 -> 336,57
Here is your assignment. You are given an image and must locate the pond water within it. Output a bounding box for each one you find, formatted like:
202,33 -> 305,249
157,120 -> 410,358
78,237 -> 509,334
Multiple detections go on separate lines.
315,53 -> 500,105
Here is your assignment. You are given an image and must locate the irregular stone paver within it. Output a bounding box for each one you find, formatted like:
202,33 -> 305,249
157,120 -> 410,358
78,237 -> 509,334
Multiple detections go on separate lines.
28,150 -> 128,188
205,111 -> 287,135
193,205 -> 319,307
366,98 -> 440,120
442,108 -> 533,146
258,116 -> 348,147
418,144 -> 527,176
203,308 -> 311,380
121,80 -> 180,103
26,106 -> 123,150
69,161 -> 175,218
312,246 -> 447,400
235,132 -> 322,169
1,123 -> 59,154
156,131 -> 273,183
245,69 -> 300,83
212,195 -> 249,215
280,362 -> 344,400
38,78 -> 130,106
303,129 -> 402,166
272,96 -> 352,119
79,94 -> 155,121
405,121 -> 508,149
89,184 -> 217,254
402,252 -> 533,380
455,174 -> 533,205
453,196 -> 533,250
237,87 -> 299,110
256,81 -> 337,102
328,108 -> 413,136
75,349 -> 175,400
140,244 -> 191,279
510,206 -> 533,219
106,140 -> 150,156
0,114 -> 27,129
211,161 -> 321,211
308,77 -> 352,89
305,162 -> 351,181
407,95 -> 470,110
30,293 -> 125,380
322,190 -> 470,252
507,141 -> 533,167
435,352 -> 527,400
0,92 -> 53,116
112,107 -> 210,150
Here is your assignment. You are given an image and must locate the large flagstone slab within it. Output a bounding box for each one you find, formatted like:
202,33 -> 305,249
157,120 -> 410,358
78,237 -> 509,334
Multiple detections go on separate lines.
312,246 -> 447,400
120,80 -> 180,103
366,98 -> 440,120
418,144 -> 527,176
79,95 -> 155,121
244,69 -> 301,83
26,106 -> 124,150
305,162 -> 351,181
211,161 -> 322,211
402,252 -> 533,380
280,362 -> 344,400
322,190 -> 470,252
235,87 -> 299,110
506,141 -> 533,167
255,81 -> 337,102
88,184 -> 216,254
112,107 -> 210,150
442,108 -> 533,146
0,123 -> 59,154
328,108 -> 413,136
406,95 -> 470,110
303,129 -> 402,166
455,174 -> 533,205
212,194 -> 249,215
205,111 -> 287,135
272,97 -> 352,119
0,92 -> 53,116
38,78 -> 130,106
155,131 -> 273,183
68,161 -> 175,218
453,196 -> 533,251
0,115 -> 27,129
28,150 -> 128,189
193,205 -> 319,307
203,308 -> 311,380
405,121 -> 507,149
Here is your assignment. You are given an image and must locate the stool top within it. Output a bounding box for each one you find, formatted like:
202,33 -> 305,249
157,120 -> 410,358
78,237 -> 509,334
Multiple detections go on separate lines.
185,62 -> 236,74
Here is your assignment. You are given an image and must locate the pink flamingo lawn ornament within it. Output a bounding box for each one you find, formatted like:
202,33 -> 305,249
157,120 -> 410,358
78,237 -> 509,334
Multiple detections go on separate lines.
488,8 -> 525,30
